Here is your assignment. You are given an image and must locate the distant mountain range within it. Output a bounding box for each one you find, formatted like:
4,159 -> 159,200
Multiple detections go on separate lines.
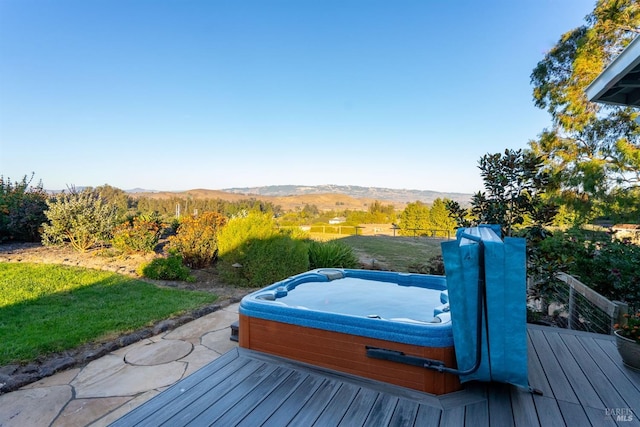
221,185 -> 472,205
51,184 -> 472,211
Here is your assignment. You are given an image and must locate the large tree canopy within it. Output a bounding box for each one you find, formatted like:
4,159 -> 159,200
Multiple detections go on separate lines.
530,0 -> 640,222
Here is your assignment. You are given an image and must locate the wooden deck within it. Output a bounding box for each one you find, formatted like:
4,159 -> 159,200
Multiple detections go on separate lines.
111,325 -> 640,426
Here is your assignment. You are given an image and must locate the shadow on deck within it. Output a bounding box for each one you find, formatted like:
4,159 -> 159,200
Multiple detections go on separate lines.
111,325 -> 640,426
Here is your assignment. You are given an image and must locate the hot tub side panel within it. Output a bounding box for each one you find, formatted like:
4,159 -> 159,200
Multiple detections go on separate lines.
239,314 -> 461,395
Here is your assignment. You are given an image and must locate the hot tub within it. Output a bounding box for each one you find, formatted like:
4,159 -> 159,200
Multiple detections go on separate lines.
239,268 -> 461,394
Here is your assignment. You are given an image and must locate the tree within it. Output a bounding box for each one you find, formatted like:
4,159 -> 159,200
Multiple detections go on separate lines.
399,201 -> 430,236
530,0 -> 640,222
428,198 -> 457,232
367,200 -> 396,223
92,184 -> 131,220
301,204 -> 319,218
447,149 -> 557,237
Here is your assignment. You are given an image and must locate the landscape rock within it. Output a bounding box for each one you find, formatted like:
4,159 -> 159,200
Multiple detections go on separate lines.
0,365 -> 19,376
39,356 -> 76,377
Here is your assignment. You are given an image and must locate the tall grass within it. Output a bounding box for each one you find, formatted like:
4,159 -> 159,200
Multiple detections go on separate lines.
308,240 -> 359,269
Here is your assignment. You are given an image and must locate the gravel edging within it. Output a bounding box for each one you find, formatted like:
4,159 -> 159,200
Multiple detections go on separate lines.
0,296 -> 245,395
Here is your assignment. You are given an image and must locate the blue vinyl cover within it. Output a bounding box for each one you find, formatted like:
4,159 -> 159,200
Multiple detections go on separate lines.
441,225 -> 528,389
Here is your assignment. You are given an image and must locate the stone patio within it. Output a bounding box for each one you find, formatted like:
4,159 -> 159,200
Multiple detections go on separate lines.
0,303 -> 240,427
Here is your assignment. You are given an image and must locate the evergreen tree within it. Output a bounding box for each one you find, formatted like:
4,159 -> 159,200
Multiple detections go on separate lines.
530,0 -> 640,222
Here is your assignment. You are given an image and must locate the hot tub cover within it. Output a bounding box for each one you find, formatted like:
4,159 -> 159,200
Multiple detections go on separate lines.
441,225 -> 528,389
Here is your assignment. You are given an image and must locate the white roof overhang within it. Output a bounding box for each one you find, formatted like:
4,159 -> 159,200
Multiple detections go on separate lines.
586,35 -> 640,107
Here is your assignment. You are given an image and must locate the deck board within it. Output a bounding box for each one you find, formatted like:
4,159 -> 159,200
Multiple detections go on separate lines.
413,404 -> 442,427
235,370 -> 317,426
543,330 -> 604,409
527,328 -> 580,404
510,387 -> 539,427
486,383 -> 513,427
387,397 -> 419,426
438,406 -> 465,427
362,393 -> 399,427
284,378 -> 342,426
111,326 -> 640,427
312,382 -> 360,426
593,337 -> 640,392
531,394 -> 563,427
204,366 -> 293,426
464,400 -> 489,427
526,332 -> 554,397
338,387 -> 379,426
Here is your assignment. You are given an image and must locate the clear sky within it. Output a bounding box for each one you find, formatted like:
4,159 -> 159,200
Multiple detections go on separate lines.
0,0 -> 596,194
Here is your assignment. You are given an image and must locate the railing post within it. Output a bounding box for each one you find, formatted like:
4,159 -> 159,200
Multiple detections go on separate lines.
568,286 -> 576,330
613,301 -> 629,331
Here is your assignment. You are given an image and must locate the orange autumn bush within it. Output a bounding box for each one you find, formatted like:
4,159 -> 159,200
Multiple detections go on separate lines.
168,211 -> 227,268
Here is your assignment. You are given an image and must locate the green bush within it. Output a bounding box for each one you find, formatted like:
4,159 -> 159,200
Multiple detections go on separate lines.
241,235 -> 310,287
217,212 -> 277,257
308,240 -> 358,269
0,174 -> 49,242
139,254 -> 194,282
217,213 -> 311,286
168,212 -> 227,268
41,190 -> 118,252
111,214 -> 163,253
535,227 -> 640,312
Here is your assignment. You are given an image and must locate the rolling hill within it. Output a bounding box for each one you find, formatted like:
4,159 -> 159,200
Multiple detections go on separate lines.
129,185 -> 471,212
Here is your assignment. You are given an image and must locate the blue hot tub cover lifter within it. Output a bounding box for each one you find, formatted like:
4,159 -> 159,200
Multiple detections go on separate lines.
441,225 -> 529,390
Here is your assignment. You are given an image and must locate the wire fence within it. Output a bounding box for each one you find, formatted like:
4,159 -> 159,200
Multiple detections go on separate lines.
528,272 -> 628,335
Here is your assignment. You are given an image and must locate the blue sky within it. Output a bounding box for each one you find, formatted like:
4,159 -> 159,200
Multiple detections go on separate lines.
0,1 -> 595,194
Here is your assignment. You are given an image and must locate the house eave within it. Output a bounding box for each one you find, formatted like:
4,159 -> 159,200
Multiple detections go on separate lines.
586,35 -> 640,107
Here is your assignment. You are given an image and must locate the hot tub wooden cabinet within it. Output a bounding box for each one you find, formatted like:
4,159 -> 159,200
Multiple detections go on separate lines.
239,269 -> 461,395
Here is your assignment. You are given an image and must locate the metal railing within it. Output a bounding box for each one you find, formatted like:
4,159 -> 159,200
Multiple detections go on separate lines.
528,272 -> 628,335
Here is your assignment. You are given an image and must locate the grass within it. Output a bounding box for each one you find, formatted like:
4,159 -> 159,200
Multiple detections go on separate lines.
0,263 -> 217,365
318,234 -> 444,272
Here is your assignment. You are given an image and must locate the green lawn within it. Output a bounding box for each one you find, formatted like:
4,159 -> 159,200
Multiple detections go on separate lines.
0,263 -> 217,365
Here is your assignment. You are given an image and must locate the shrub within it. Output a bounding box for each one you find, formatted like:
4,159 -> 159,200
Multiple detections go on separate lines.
138,254 -> 194,281
407,255 -> 445,275
535,227 -> 640,313
217,213 -> 318,287
217,212 -> 277,257
0,174 -> 49,242
41,190 -> 118,252
112,214 -> 163,253
241,235 -> 310,287
308,240 -> 358,269
168,212 -> 227,268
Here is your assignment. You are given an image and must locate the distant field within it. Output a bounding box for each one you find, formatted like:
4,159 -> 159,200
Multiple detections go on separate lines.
314,234 -> 444,272
131,189 -> 402,211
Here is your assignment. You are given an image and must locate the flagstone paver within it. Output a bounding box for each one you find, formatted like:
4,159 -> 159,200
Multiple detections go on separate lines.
72,355 -> 187,398
0,385 -> 72,427
124,339 -> 193,365
52,396 -> 134,427
0,302 -> 241,427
